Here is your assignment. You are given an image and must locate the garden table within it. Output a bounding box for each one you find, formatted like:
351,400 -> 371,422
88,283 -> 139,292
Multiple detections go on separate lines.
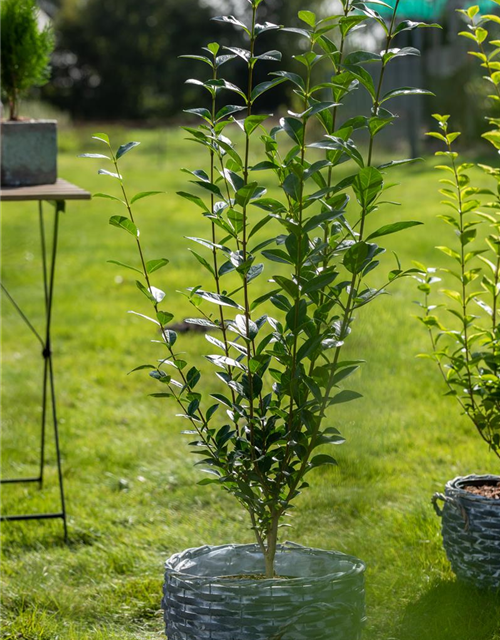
0,179 -> 91,541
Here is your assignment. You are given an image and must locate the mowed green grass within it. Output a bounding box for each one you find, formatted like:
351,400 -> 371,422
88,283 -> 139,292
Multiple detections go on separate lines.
2,125 -> 500,640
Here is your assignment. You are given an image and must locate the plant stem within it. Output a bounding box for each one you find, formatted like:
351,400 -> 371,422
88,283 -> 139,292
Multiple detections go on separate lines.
209,64 -> 238,418
320,1 -> 351,297
278,48 -> 314,497
448,141 -> 477,413
264,512 -> 279,578
367,0 -> 401,167
242,4 -> 258,448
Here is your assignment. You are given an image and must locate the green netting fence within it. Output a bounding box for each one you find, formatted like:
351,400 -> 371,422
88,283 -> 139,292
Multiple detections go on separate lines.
374,0 -> 497,19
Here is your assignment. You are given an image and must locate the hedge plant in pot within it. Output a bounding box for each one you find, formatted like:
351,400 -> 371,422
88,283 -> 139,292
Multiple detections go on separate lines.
1,0 -> 56,186
82,0 -> 433,635
417,4 -> 500,590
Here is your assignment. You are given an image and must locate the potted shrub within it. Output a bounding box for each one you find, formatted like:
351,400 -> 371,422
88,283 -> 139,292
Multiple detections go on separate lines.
417,5 -> 500,590
82,0 -> 433,634
1,0 -> 56,186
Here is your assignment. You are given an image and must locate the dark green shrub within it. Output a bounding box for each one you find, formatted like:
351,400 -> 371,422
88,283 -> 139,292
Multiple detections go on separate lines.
1,0 -> 54,120
83,0 -> 435,577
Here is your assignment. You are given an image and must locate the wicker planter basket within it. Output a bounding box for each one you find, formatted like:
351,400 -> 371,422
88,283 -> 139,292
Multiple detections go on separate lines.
432,474 -> 500,588
162,542 -> 366,640
1,120 -> 57,186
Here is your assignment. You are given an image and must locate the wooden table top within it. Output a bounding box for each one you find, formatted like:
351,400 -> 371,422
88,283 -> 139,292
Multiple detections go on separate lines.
0,179 -> 91,202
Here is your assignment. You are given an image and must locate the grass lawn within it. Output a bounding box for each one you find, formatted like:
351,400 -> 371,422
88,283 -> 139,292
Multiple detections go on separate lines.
2,125 -> 500,640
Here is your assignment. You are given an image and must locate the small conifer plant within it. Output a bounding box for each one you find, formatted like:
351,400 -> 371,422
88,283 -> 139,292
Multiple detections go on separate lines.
0,0 -> 54,120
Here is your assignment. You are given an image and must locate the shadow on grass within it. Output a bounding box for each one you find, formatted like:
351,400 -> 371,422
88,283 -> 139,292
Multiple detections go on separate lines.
397,579 -> 500,640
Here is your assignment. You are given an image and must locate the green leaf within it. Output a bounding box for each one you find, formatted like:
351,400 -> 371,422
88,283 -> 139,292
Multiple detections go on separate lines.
190,250 -> 215,277
187,366 -> 201,388
93,192 -> 125,204
212,15 -> 251,36
157,311 -> 174,325
436,246 -> 461,261
381,87 -> 434,103
216,104 -> 246,120
235,182 -> 262,208
353,167 -> 383,208
298,10 -> 316,27
366,221 -> 422,241
262,249 -> 293,264
177,191 -> 210,213
92,133 -> 110,144
368,114 -> 395,137
146,258 -> 169,274
483,130 -> 500,149
163,329 -> 177,346
343,50 -> 381,66
339,15 -> 367,38
382,47 -> 420,64
207,78 -> 247,101
303,271 -> 338,294
310,454 -> 338,468
130,191 -> 165,204
207,42 -> 220,56
116,141 -> 140,159
79,153 -> 110,159
282,117 -> 304,145
269,70 -> 306,91
281,26 -> 311,39
107,260 -> 142,274
109,216 -> 138,236
180,55 -> 213,68
98,169 -> 122,180
255,50 -> 282,62
251,77 -> 287,102
255,21 -> 280,36
283,173 -> 301,202
273,275 -> 299,298
330,390 -> 362,404
244,114 -> 270,136
344,242 -> 374,274
394,20 -> 441,35
190,288 -> 243,309
136,281 -> 165,303
343,64 -> 376,99
251,288 -> 280,310
128,364 -> 155,374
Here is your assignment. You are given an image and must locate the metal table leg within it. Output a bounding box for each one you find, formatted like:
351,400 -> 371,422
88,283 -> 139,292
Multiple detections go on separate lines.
1,200 -> 68,541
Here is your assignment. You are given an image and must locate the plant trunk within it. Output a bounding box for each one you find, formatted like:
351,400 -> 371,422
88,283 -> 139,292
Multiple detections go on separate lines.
9,95 -> 18,121
264,515 -> 279,578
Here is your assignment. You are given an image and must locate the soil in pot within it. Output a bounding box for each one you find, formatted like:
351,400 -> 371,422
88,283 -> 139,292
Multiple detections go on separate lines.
463,480 -> 500,499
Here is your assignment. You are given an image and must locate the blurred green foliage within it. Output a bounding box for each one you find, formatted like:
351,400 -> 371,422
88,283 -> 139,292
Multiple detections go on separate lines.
44,0 -> 314,121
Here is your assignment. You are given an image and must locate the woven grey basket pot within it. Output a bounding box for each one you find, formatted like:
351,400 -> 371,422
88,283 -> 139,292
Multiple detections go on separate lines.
162,542 -> 366,640
432,474 -> 500,589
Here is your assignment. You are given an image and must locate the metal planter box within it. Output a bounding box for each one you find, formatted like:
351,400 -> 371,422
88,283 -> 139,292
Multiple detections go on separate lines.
433,474 -> 500,588
1,119 -> 57,186
162,542 -> 366,640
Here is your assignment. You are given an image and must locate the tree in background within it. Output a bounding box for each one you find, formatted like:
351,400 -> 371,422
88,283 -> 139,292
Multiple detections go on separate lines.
45,0 -> 323,121
45,0 -> 223,119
